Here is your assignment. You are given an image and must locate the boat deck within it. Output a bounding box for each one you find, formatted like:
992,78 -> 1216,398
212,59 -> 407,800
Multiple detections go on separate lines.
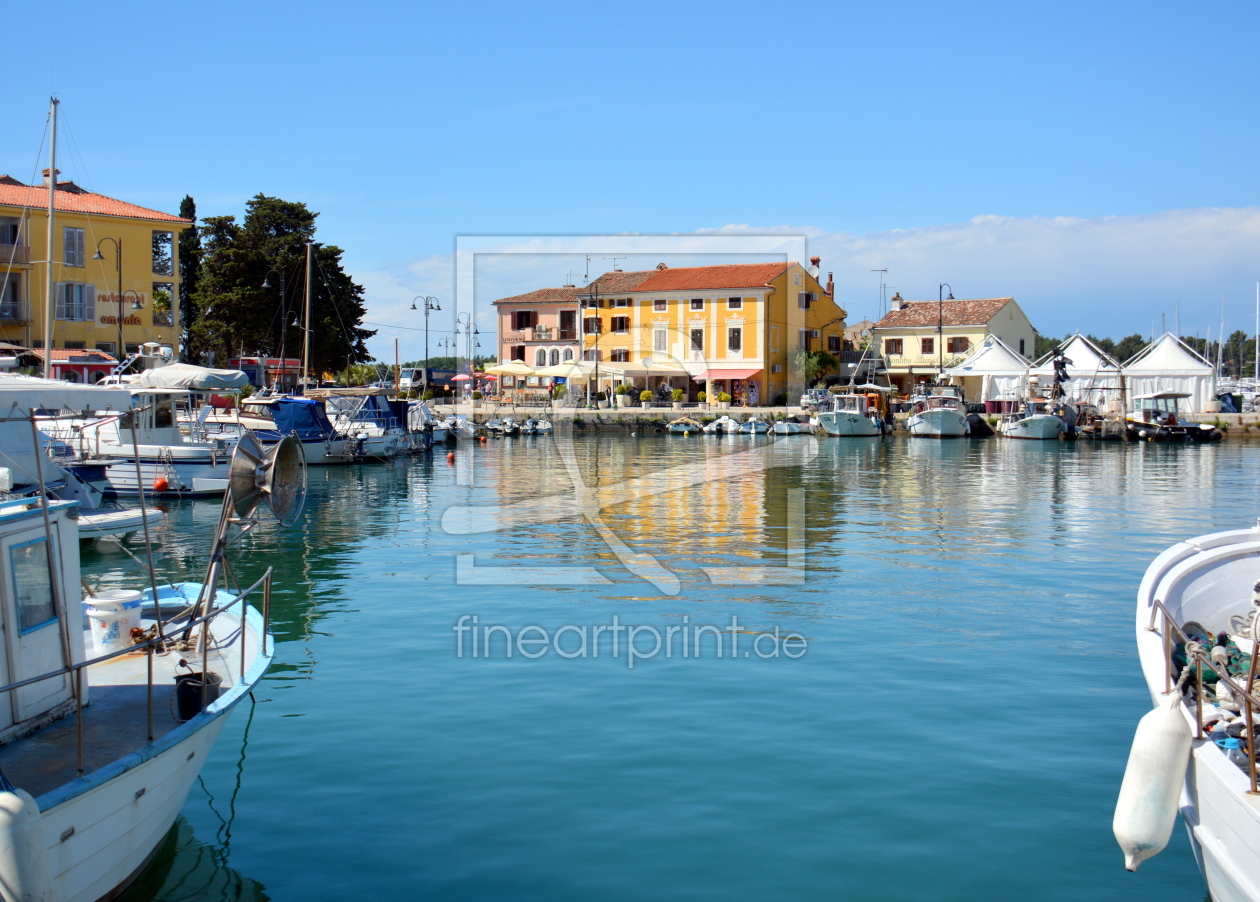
0,616 -> 250,800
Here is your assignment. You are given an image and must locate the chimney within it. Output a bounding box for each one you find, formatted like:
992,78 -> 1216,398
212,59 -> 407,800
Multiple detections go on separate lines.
891,291 -> 905,311
656,262 -> 669,270
808,256 -> 821,279
825,272 -> 834,297
41,168 -> 61,186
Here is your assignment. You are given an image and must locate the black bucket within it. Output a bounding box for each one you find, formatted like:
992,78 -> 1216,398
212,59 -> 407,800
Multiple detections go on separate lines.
175,671 -> 223,721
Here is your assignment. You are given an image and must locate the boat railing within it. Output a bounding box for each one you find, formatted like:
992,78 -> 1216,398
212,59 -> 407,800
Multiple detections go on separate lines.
0,567 -> 272,778
1145,597 -> 1260,794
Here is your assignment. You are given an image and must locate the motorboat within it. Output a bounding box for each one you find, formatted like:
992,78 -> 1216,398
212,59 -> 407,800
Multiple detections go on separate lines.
486,417 -> 520,437
997,400 -> 1065,440
439,413 -> 475,441
667,418 -> 702,434
818,390 -> 890,437
1125,392 -> 1222,443
0,377 -> 292,902
406,401 -> 451,448
772,416 -> 814,435
738,418 -> 770,435
702,416 -> 740,434
520,417 -> 553,435
905,390 -> 969,438
1117,524 -> 1260,901
308,389 -> 408,458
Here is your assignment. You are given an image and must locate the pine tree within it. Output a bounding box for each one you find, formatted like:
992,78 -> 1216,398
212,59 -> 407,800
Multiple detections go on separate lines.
177,195 -> 202,358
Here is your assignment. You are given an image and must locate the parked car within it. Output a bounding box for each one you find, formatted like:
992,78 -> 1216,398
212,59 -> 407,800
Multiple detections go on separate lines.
799,388 -> 830,410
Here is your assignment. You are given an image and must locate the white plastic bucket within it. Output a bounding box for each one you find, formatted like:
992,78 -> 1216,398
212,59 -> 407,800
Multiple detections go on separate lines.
85,589 -> 143,654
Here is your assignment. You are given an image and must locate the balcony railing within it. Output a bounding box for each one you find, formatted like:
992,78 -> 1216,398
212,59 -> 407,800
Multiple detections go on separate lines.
0,244 -> 30,265
505,328 -> 579,343
0,302 -> 30,324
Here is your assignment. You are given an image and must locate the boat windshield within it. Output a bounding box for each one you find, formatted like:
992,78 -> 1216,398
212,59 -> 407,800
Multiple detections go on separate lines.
1136,397 -> 1183,415
927,397 -> 960,409
834,396 -> 867,413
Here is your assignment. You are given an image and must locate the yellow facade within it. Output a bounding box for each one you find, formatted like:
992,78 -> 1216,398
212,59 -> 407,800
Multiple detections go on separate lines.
582,263 -> 846,403
0,183 -> 190,358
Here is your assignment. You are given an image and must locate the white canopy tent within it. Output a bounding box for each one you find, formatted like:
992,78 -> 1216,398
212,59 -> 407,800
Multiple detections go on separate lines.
1031,333 -> 1122,407
942,336 -> 1031,404
1122,333 -> 1215,413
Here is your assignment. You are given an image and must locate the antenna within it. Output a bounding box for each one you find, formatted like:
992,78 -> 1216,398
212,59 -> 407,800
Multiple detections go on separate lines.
871,269 -> 888,319
565,270 -> 582,286
584,255 -> 591,283
603,255 -> 626,272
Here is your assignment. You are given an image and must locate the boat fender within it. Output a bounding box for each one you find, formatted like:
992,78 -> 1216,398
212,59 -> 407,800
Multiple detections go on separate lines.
0,772 -> 55,902
1113,691 -> 1192,871
446,452 -> 455,464
153,477 -> 169,492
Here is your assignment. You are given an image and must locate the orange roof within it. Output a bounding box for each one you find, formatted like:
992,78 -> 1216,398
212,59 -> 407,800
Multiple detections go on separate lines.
492,285 -> 583,306
628,262 -> 793,293
21,348 -> 118,363
875,298 -> 1014,329
0,177 -> 190,224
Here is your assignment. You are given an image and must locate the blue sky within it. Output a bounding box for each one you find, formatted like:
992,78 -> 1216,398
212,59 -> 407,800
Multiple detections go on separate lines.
6,0 -> 1258,360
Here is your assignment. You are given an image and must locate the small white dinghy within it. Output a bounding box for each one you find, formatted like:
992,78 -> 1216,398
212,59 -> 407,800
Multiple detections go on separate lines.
738,418 -> 770,435
77,507 -> 164,542
702,416 -> 739,434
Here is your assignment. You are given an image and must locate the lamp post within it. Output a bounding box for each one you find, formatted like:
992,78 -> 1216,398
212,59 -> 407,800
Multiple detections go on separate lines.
262,268 -> 288,391
455,313 -> 479,403
938,283 -> 954,382
411,295 -> 441,391
92,237 -> 124,358
581,280 -> 601,408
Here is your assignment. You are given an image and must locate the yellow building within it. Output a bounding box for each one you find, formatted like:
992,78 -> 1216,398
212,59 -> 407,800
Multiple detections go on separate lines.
576,260 -> 846,404
872,294 -> 1035,393
0,170 -> 191,365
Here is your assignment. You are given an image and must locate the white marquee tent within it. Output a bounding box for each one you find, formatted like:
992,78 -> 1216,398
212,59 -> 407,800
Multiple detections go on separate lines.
943,335 -> 1031,403
1122,332 -> 1215,413
1032,333 -> 1123,407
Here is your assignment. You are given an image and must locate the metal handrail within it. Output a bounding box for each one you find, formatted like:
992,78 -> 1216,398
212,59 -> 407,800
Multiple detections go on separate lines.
0,567 -> 272,778
1146,597 -> 1260,794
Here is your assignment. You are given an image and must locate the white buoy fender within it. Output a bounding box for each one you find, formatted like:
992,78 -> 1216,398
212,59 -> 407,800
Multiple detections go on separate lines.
0,776 -> 55,902
1113,691 -> 1193,871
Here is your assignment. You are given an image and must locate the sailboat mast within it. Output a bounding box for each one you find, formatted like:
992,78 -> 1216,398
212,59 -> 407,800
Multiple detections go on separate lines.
303,241 -> 313,387
43,98 -> 58,380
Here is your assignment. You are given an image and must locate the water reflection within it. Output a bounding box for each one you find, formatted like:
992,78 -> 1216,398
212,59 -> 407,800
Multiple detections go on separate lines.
117,817 -> 269,902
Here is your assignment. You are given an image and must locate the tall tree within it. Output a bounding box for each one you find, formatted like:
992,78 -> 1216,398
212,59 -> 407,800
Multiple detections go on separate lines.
186,194 -> 374,371
177,195 -> 202,359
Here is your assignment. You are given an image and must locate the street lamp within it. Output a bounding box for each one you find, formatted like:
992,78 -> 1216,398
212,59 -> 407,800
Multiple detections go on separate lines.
455,313 -> 479,401
412,296 -> 441,390
938,283 -> 954,381
92,237 -> 125,358
262,268 -> 289,390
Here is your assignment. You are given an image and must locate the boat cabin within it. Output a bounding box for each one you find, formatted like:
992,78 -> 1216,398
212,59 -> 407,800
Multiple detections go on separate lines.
1132,392 -> 1191,425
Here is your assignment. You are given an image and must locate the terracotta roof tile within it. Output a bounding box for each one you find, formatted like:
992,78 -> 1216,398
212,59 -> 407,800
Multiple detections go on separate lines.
588,270 -> 655,293
629,262 -> 792,292
0,179 -> 190,224
21,348 -> 118,363
492,285 -> 584,306
875,298 -> 1013,329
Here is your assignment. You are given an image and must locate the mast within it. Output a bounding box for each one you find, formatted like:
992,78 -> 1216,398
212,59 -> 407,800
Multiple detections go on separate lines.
1254,282 -> 1258,383
303,241 -> 313,387
43,98 -> 58,379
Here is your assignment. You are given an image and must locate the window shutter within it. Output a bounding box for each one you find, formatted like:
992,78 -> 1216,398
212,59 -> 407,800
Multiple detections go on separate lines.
82,284 -> 95,321
54,283 -> 67,320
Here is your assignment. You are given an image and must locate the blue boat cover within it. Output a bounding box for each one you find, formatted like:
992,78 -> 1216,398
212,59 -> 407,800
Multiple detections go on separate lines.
268,397 -> 337,441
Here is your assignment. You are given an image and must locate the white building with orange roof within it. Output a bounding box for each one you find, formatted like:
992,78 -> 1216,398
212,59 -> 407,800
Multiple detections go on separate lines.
0,170 -> 192,369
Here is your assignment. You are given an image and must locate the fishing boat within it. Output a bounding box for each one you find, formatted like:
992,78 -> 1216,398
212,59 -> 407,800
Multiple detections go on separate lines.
817,389 -> 890,437
905,390 -> 970,438
0,376 -> 294,902
668,417 -> 702,434
702,416 -> 740,434
1115,523 -> 1260,901
997,400 -> 1065,440
1125,392 -> 1223,443
738,418 -> 770,435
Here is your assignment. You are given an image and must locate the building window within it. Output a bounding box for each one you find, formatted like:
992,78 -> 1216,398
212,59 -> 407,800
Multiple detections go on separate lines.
727,296 -> 742,309
64,341 -> 86,349
124,343 -> 142,356
884,338 -> 903,356
63,227 -> 85,267
583,349 -> 602,361
1019,338 -> 1026,356
152,282 -> 174,326
535,349 -> 546,366
511,346 -> 525,361
772,363 -> 783,373
828,335 -> 840,353
583,317 -> 601,334
614,298 -> 629,307
947,336 -> 970,354
921,337 -> 934,355
690,298 -> 703,311
96,341 -> 116,355
611,349 -> 630,362
797,292 -> 815,310
549,349 -> 560,366
611,316 -> 630,333
513,310 -> 536,331
152,231 -> 174,275
690,329 -> 703,351
0,217 -> 20,245
728,328 -> 742,353
653,298 -> 667,312
654,330 -> 667,352
54,282 -> 94,322
563,347 -> 574,362
0,274 -> 21,320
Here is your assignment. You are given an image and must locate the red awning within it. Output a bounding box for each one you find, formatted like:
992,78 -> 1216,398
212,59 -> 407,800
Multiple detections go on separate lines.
694,368 -> 762,381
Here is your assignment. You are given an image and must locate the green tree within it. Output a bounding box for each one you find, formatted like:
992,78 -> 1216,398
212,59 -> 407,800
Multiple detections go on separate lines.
1113,334 -> 1146,363
791,349 -> 839,386
186,194 -> 374,373
1033,333 -> 1070,360
178,195 -> 202,358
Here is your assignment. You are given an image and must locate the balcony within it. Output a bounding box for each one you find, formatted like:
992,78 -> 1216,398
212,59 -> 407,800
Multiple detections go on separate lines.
152,311 -> 174,326
0,244 -> 30,266
504,328 -> 579,343
0,302 -> 30,324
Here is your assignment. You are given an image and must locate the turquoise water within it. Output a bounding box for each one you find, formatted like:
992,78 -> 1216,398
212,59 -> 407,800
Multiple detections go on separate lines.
100,434 -> 1260,901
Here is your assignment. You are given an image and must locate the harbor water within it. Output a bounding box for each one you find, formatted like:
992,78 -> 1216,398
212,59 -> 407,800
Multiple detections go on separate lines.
96,433 -> 1260,901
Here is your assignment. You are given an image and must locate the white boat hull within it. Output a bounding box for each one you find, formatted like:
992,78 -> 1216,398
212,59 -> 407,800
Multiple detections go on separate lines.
1135,528 -> 1260,902
772,422 -> 812,435
77,507 -> 164,541
100,458 -> 230,497
1000,414 -> 1064,440
905,409 -> 968,437
818,412 -> 882,437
